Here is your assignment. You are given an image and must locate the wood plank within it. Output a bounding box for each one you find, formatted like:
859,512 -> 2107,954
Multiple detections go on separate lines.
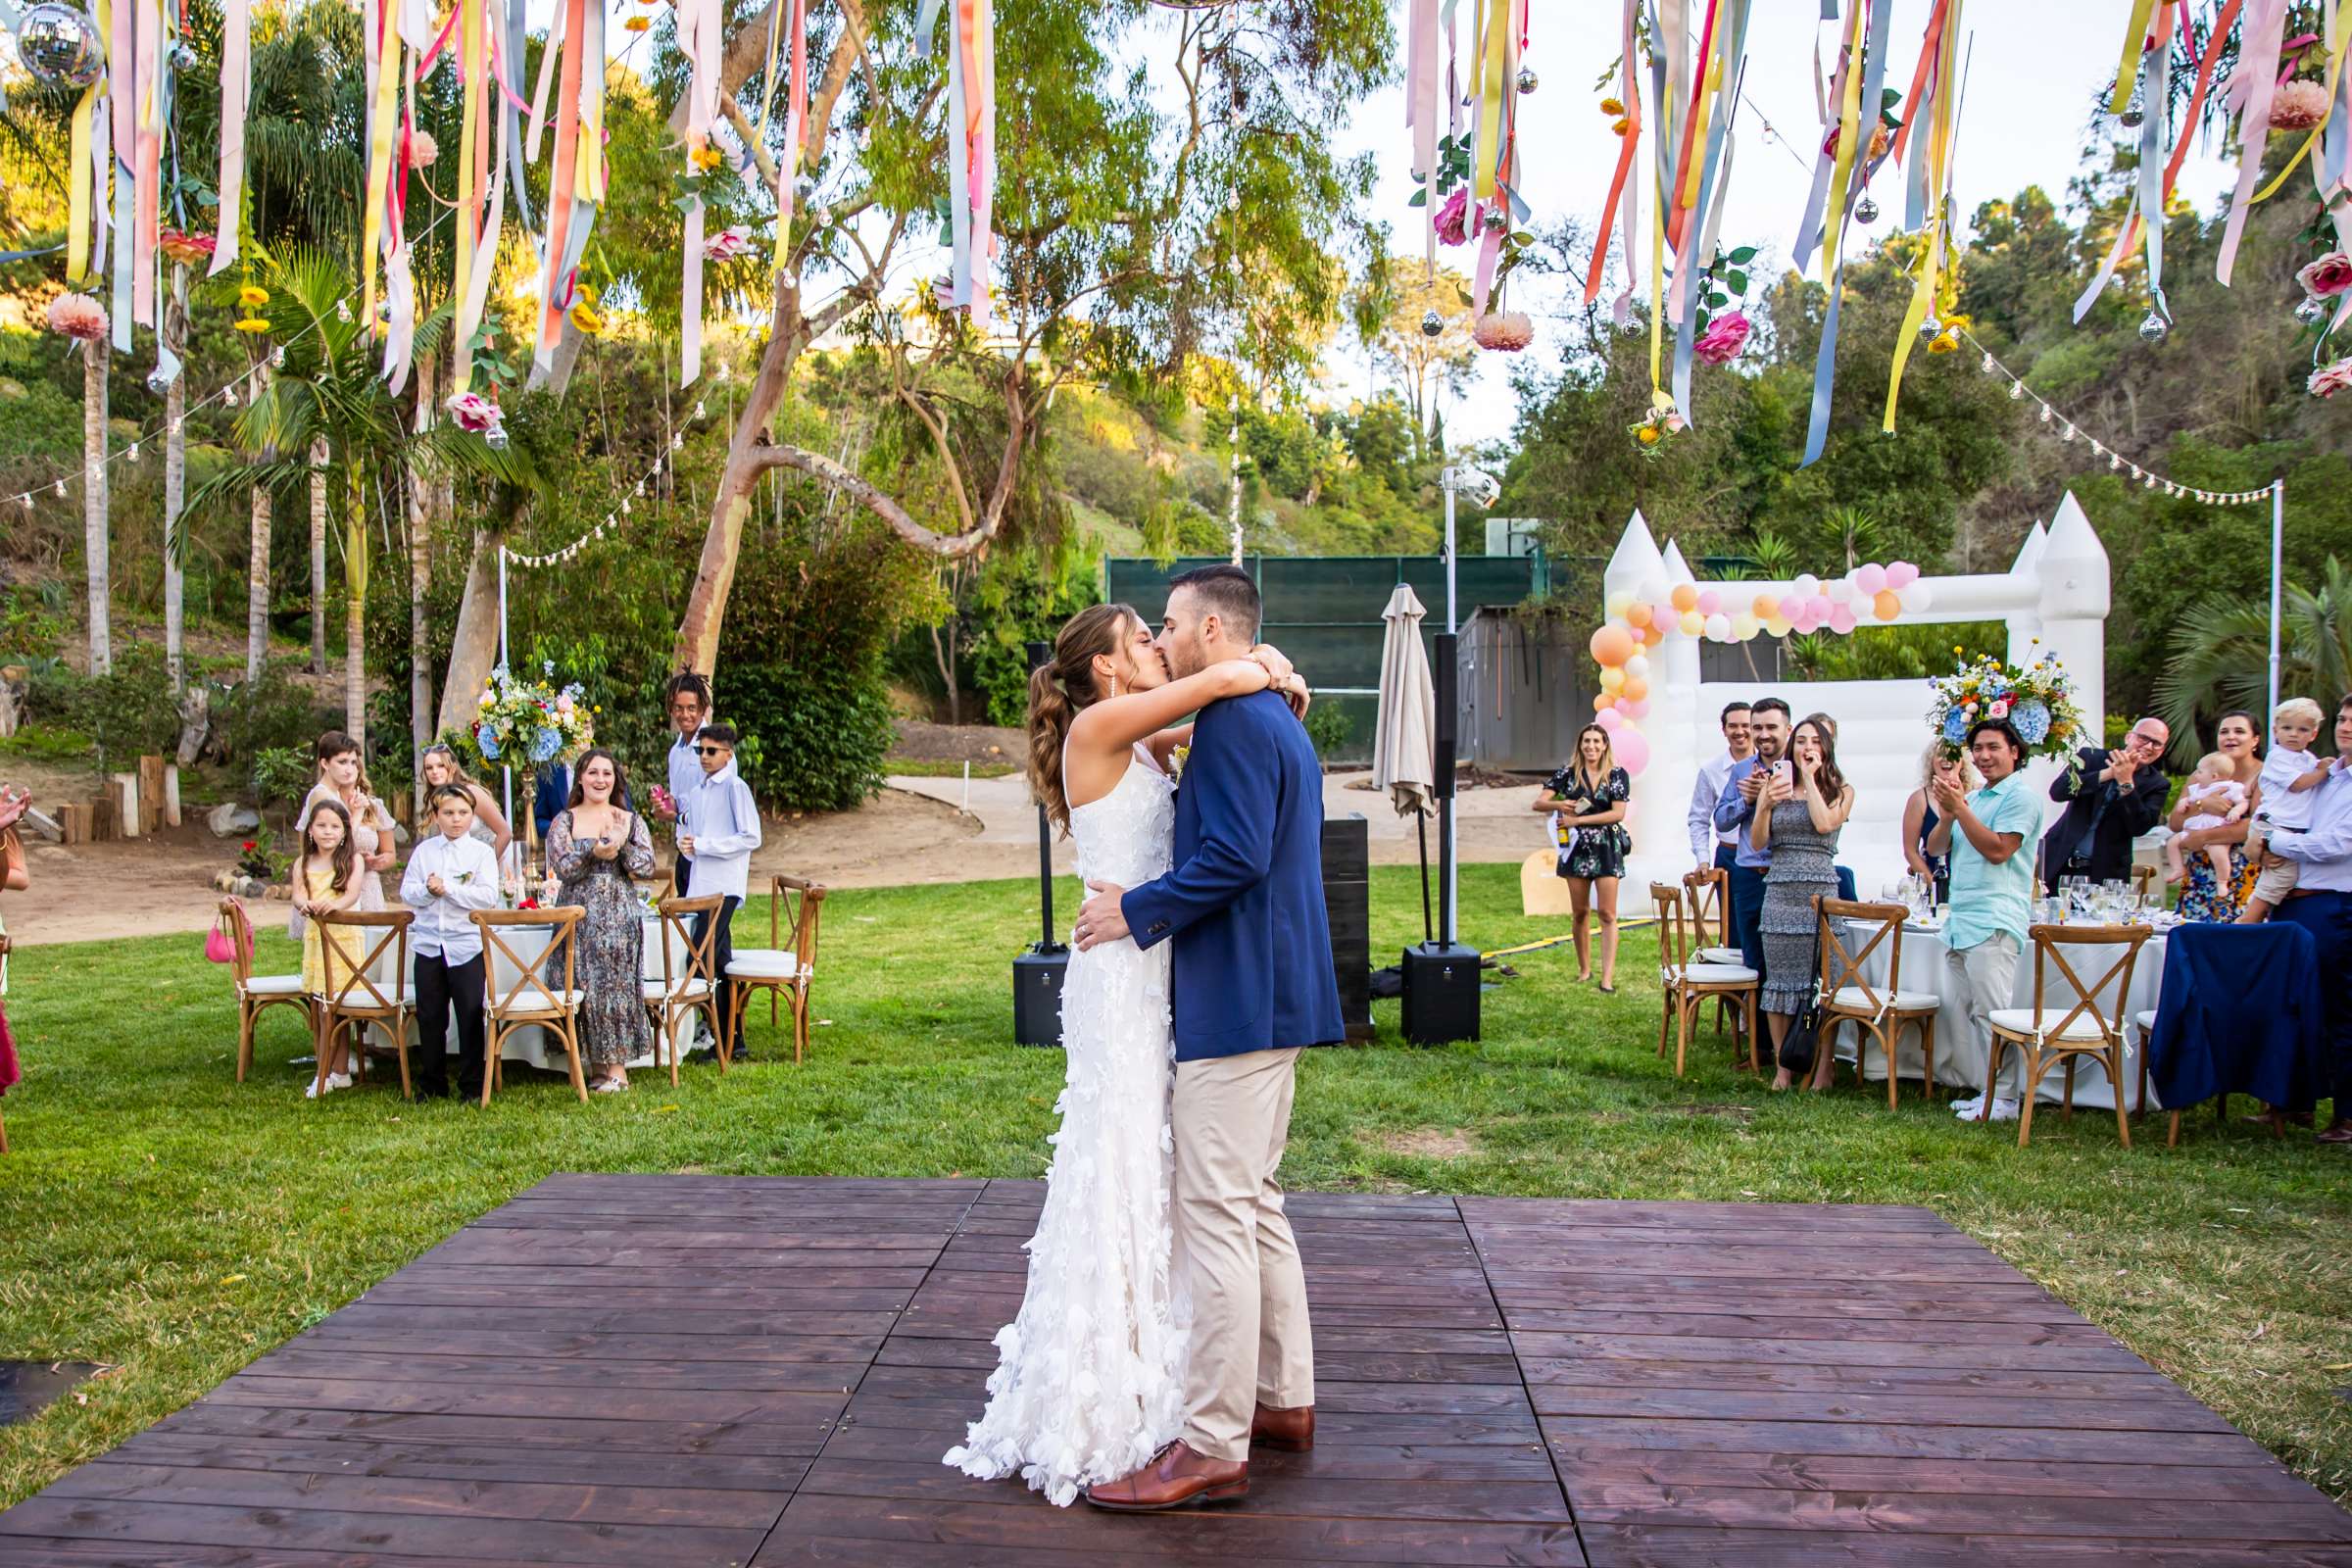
1535,1414 -> 2278,1466
1577,1524 -> 2352,1567
101,1432 -> 808,1494
48,1462 -> 788,1530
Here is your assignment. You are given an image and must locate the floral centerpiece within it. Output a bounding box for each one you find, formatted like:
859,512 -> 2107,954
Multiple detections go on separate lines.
474,662 -> 594,767
1927,648 -> 2085,766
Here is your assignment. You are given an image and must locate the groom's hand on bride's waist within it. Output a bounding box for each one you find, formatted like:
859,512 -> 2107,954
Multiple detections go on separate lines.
1075,880 -> 1130,951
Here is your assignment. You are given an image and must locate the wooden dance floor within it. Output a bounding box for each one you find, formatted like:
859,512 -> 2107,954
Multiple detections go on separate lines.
2,1175 -> 2348,1566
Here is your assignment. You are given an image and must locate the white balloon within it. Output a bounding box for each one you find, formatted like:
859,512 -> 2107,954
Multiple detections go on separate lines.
1825,578 -> 1855,605
1605,590 -> 1634,618
1703,612 -> 1733,642
1791,572 -> 1821,600
1897,581 -> 1933,613
1638,577 -> 1668,605
1625,654 -> 1650,679
1730,612 -> 1760,641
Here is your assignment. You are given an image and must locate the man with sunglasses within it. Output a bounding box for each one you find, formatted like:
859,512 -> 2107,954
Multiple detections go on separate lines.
679,723 -> 761,1060
2039,716 -> 2171,894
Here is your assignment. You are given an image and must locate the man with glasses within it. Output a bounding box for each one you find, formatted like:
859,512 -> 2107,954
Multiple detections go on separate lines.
2039,716 -> 2170,895
680,723 -> 761,1060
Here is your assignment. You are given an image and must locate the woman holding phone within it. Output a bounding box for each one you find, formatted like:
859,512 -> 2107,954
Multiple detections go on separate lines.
1751,713 -> 1854,1091
547,749 -> 656,1091
1535,724 -> 1632,992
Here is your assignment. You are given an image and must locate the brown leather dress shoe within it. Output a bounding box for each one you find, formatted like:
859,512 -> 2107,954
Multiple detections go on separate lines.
1082,1441 -> 1249,1511
1250,1400 -> 1315,1452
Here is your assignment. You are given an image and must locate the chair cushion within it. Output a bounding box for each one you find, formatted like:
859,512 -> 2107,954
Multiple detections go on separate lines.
1988,1006 -> 2110,1043
1830,985 -> 1941,1013
642,978 -> 713,1002
493,989 -> 587,1014
1693,946 -> 1744,965
1679,962 -> 1758,985
242,973 -> 306,997
726,950 -> 800,979
2133,1008 -> 2158,1032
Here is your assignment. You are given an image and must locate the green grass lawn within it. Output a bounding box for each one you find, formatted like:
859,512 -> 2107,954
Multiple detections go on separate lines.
2,863 -> 2348,1510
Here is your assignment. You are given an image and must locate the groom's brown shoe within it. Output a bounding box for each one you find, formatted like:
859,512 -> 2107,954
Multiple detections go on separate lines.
1082,1442 -> 1248,1511
1250,1401 -> 1315,1452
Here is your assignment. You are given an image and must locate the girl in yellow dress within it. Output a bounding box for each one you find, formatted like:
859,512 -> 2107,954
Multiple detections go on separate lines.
294,800 -> 363,1097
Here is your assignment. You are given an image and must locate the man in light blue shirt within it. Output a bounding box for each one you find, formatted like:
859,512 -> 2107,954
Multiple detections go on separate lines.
1927,719 -> 2044,1122
2269,692 -> 2352,1145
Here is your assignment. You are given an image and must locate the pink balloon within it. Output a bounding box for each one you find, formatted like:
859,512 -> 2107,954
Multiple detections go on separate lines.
1595,707 -> 1624,731
1653,602 -> 1680,630
1808,594 -> 1834,621
1852,563 -> 1887,596
1625,699 -> 1650,719
1695,588 -> 1723,615
1613,727 -> 1651,776
1885,561 -> 1920,589
1829,604 -> 1858,634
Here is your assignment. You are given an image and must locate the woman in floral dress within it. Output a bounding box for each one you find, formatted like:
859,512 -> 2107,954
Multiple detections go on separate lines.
1534,724 -> 1632,991
547,749 -> 655,1091
2174,711 -> 2263,922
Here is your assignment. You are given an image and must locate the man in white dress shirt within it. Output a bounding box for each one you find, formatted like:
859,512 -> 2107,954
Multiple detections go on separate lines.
400,784 -> 504,1100
663,672 -> 714,895
1688,702 -> 1754,873
2268,692 -> 2352,1146
680,723 -> 763,1060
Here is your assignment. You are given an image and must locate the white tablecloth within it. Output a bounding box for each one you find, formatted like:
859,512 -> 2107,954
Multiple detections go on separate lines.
1837,919 -> 2169,1111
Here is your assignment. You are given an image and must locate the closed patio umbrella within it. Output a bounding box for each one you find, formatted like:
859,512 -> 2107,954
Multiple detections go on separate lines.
1372,583 -> 1437,939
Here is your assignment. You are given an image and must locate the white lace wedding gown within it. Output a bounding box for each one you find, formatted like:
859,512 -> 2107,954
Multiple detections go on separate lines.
944,742 -> 1189,1506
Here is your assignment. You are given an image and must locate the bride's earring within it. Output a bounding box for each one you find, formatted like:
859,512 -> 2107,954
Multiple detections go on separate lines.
1110,672 -> 1120,699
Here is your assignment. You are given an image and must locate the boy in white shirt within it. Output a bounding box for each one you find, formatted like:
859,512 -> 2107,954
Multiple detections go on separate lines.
2242,697 -> 2333,923
679,723 -> 762,1059
400,783 -> 504,1099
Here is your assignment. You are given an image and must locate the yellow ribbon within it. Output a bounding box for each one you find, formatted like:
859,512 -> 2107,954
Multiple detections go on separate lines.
2110,0 -> 2158,114
2253,20 -> 2352,205
68,91 -> 94,282
1473,0 -> 1509,201
1820,0 -> 1867,284
1885,0 -> 1964,433
1648,170 -> 1670,408
361,6 -> 401,334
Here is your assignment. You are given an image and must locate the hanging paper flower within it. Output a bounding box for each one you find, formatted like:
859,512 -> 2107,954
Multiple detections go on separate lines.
1630,406 -> 1683,458
158,229 -> 216,268
1472,311 -> 1534,352
2272,79 -> 2331,129
2308,358 -> 2352,399
232,317 -> 270,334
568,287 -> 608,336
1692,310 -> 1751,366
623,12 -> 650,28
409,129 -> 439,168
237,284 -> 270,309
2297,252 -> 2352,299
446,390 -> 503,434
1434,188 -> 1470,246
1599,97 -> 1625,117
1927,329 -> 1960,354
703,224 -> 754,263
45,292 -> 108,342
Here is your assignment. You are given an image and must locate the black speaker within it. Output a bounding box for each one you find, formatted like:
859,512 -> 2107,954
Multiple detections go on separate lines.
1322,818 -> 1372,1042
1432,632 -> 1459,798
1013,949 -> 1068,1048
1401,940 -> 1481,1046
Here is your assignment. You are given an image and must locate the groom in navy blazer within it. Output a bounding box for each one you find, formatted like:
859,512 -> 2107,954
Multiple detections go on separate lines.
1074,564 -> 1340,1511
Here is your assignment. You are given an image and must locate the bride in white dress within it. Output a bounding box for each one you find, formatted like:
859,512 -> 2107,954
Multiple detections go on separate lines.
944,603 -> 1299,1507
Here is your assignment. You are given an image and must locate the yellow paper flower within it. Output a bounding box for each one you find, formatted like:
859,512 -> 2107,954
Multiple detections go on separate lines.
569,299 -> 608,335
1599,97 -> 1626,116
1637,424 -> 1660,446
1612,118 -> 1632,137
1927,330 -> 1959,355
232,317 -> 270,333
238,285 -> 270,308
623,14 -> 649,28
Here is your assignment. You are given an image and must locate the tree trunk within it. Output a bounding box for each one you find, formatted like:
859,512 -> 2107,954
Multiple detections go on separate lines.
310,437 -> 329,675
344,461 -> 366,739
246,478 -> 271,681
929,617 -> 959,725
84,343 -> 112,675
410,350 -> 436,815
163,294 -> 187,694
436,527 -> 503,737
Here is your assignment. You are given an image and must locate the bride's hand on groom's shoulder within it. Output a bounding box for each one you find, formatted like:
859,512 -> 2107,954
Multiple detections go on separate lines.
1278,672 -> 1311,719
1249,644 -> 1295,686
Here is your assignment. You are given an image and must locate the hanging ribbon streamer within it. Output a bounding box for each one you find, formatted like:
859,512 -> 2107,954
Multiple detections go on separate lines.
1670,0 -> 1754,425
128,0 -> 160,337
1586,0 -> 1642,323
209,0 -> 247,278
2074,6 -> 2179,325
530,0 -> 586,384
107,0 -> 134,349
449,0 -> 509,392
677,0 -> 722,385
361,0 -> 400,344
1464,0 -> 1526,321
916,0 -> 997,325
1884,0 -> 1962,434
66,1 -> 102,284
1406,0 -> 1442,273
769,0 -> 808,275
2218,0 -> 2287,285
1800,0 -> 1892,468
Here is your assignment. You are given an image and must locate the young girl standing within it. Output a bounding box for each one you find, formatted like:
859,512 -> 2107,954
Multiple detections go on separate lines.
294,799 -> 365,1097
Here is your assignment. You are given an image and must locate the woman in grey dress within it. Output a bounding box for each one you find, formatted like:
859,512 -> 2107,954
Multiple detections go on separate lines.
1750,713 -> 1854,1092
547,749 -> 656,1091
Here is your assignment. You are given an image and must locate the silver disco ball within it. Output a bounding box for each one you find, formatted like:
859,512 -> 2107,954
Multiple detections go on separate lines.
484,425 -> 510,451
1516,68 -> 1538,95
1854,194 -> 1880,225
2138,311 -> 2169,343
19,4 -> 105,90
1420,309 -> 1444,337
169,39 -> 197,73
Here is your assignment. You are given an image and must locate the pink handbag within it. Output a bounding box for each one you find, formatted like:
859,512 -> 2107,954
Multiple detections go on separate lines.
205,906 -> 251,965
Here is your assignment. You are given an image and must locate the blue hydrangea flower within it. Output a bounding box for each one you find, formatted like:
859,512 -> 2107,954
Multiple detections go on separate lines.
2009,699 -> 2051,746
475,722 -> 502,760
530,725 -> 563,763
1940,709 -> 1971,744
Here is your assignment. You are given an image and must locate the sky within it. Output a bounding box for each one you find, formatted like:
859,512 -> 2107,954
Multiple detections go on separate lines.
1327,1 -> 2242,446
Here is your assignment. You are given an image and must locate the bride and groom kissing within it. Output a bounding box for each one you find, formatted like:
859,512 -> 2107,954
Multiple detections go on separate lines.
944,564 -> 1345,1511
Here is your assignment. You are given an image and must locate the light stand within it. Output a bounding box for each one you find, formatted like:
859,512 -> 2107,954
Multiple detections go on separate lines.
1012,638 -> 1068,1046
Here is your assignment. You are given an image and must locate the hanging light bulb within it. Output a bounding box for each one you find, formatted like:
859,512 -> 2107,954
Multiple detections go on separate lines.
2142,473 -> 2156,489
128,442 -> 139,463
2037,404 -> 2052,422
19,493 -> 30,511
2008,380 -> 2023,400
270,345 -> 285,368
692,400 -> 707,419
53,480 -> 67,497
2061,423 -> 2078,442
223,383 -> 239,407
2108,452 -> 2122,470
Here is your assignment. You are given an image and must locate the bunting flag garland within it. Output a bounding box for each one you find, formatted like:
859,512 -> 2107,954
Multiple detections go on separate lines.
1883,0 -> 1963,434
916,0 -> 997,325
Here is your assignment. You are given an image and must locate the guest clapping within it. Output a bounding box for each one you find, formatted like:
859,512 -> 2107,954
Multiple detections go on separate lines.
296,733 -> 397,909
1928,721 -> 2044,1124
1751,714 -> 1852,1091
2042,716 -> 2170,894
548,750 -> 656,1093
418,744 -> 514,867
1536,725 -> 1630,992
1901,741 -> 1974,904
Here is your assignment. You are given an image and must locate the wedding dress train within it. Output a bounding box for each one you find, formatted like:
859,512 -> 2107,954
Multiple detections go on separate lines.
944,743 -> 1189,1506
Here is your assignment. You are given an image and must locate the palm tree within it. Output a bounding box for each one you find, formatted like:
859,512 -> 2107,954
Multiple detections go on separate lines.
1821,506 -> 1882,572
2154,559 -> 2352,762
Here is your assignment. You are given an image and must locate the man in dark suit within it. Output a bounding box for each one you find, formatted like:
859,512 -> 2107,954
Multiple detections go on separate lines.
532,762 -> 570,850
1072,564 -> 1341,1512
2040,716 -> 2172,894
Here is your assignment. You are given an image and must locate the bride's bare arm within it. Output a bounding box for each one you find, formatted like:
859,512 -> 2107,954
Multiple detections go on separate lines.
1069,660 -> 1271,760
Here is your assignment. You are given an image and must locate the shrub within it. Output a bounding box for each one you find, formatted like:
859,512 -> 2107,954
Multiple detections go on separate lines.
0,584 -> 70,662
1303,702 -> 1351,759
725,661 -> 893,813
212,663 -> 329,764
49,644 -> 181,777
250,746 -> 318,811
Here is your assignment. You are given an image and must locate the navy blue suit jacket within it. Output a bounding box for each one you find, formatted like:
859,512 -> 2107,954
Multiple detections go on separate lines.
533,765 -> 569,844
1121,689 -> 1344,1061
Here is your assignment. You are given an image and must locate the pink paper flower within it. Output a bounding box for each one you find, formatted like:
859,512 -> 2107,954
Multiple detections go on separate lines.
2299,252 -> 2352,300
445,390 -> 502,434
2271,79 -> 2330,130
409,129 -> 439,169
1434,188 -> 1469,246
2308,357 -> 2352,399
158,229 -> 216,268
703,224 -> 753,264
1693,310 -> 1751,366
46,292 -> 108,342
1472,311 -> 1534,352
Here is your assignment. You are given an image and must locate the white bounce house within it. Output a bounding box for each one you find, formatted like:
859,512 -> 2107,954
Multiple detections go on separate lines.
1603,493 -> 2112,900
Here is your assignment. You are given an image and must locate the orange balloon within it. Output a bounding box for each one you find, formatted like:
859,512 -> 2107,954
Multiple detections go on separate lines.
1751,594 -> 1779,620
1670,583 -> 1700,613
1873,589 -> 1901,621
1626,603 -> 1653,628
1642,623 -> 1664,646
1621,675 -> 1649,703
1590,624 -> 1636,667
1592,692 -> 1615,712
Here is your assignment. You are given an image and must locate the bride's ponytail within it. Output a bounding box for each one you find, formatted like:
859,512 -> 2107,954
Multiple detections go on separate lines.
1027,603 -> 1140,836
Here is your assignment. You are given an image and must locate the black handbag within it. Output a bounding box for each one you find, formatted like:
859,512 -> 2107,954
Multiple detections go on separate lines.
1775,921 -> 1827,1076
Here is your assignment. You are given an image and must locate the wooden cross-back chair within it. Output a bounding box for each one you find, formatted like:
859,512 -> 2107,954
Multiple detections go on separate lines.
1649,881 -> 1758,1078
220,897 -> 309,1083
1683,865 -> 1747,1040
0,932 -> 10,1152
644,894 -> 722,1087
2131,863 -> 2158,901
1815,899 -> 1942,1110
1983,924 -> 2153,1149
313,909 -> 416,1100
725,874 -> 829,1066
471,908 -> 587,1104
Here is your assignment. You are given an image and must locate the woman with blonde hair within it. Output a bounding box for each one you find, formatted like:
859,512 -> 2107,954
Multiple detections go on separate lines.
1901,739 -> 1976,904
417,743 -> 514,867
1534,722 -> 1631,991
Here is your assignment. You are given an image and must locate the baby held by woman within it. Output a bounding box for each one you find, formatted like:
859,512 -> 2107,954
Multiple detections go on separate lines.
2165,753 -> 2248,887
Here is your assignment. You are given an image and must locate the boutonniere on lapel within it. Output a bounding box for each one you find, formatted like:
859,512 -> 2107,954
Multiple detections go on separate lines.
1169,745 -> 1190,787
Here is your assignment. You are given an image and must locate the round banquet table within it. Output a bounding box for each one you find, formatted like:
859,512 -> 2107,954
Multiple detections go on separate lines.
1835,916 -> 2171,1111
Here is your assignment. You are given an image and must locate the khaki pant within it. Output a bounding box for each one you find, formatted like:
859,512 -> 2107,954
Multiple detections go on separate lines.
1947,932 -> 2023,1100
1173,1047 -> 1314,1462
